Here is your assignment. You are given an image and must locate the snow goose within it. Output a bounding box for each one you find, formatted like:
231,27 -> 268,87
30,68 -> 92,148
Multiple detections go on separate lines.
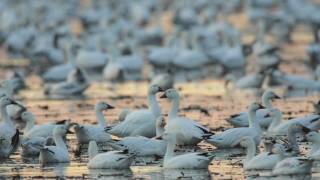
160,88 -> 211,145
227,89 -> 280,128
42,43 -> 75,82
232,136 -> 286,170
22,111 -> 70,139
39,125 -> 70,165
105,85 -> 163,138
87,141 -> 134,169
0,95 -> 21,158
150,71 -> 174,91
204,102 -> 264,148
21,136 -> 53,157
271,70 -> 320,90
267,108 -> 320,136
74,102 -> 113,144
106,116 -> 167,156
160,132 -> 214,169
226,71 -> 266,89
44,67 -> 90,96
272,157 -> 312,175
75,47 -> 108,72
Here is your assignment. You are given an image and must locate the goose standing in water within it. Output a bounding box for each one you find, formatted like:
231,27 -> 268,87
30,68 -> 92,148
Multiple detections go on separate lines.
44,67 -> 90,97
232,136 -> 286,170
0,95 -> 22,158
106,116 -> 167,156
105,85 -> 163,138
204,102 -> 263,148
87,141 -> 134,169
160,132 -> 214,169
74,102 -> 113,144
227,90 -> 280,128
160,88 -> 211,145
39,126 -> 70,165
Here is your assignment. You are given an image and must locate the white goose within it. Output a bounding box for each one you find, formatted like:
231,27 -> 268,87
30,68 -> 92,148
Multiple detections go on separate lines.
0,95 -> 21,158
267,108 -> 320,136
160,88 -> 211,145
161,132 -> 214,169
74,102 -> 113,143
39,126 -> 70,165
204,102 -> 263,148
227,90 -> 280,128
22,111 -> 70,138
44,67 -> 90,96
106,116 -> 167,156
87,141 -> 134,169
232,136 -> 286,170
105,85 -> 162,138
21,136 -> 53,157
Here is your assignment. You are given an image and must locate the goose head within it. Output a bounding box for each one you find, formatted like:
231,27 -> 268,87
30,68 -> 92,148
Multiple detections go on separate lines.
21,111 -> 35,123
0,95 -> 20,107
249,102 -> 265,112
95,102 -> 115,112
263,89 -> 281,100
148,84 -> 164,95
160,88 -> 179,100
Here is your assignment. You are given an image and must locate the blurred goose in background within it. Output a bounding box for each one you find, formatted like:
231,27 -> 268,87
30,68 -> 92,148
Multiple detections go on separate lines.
103,42 -> 144,82
44,67 -> 90,97
232,136 -> 286,170
271,70 -> 320,91
0,95 -> 21,158
105,85 -> 162,138
150,70 -> 174,91
87,141 -> 134,169
160,88 -> 211,145
6,71 -> 26,93
39,125 -> 69,165
161,132 -> 214,169
42,42 -> 76,82
204,102 -> 263,148
225,70 -> 266,89
227,89 -> 280,128
74,102 -> 113,144
106,116 -> 166,157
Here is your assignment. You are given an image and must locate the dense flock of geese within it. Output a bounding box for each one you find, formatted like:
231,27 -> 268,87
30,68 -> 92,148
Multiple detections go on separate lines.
1,80 -> 320,178
1,0 -> 320,179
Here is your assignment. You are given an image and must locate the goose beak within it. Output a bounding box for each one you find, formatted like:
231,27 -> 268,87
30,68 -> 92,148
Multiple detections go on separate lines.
107,104 -> 115,109
158,87 -> 164,92
258,104 -> 265,109
155,135 -> 163,140
160,93 -> 167,99
273,94 -> 281,99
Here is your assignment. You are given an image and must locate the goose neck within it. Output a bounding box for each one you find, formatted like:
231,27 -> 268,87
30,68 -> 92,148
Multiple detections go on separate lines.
95,109 -> 107,127
148,93 -> 161,118
164,137 -> 176,164
244,140 -> 256,165
268,113 -> 282,132
54,134 -> 67,150
248,109 -> 261,132
156,123 -> 165,137
25,117 -> 35,132
262,96 -> 272,109
169,97 -> 179,120
287,130 -> 300,154
0,104 -> 13,127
